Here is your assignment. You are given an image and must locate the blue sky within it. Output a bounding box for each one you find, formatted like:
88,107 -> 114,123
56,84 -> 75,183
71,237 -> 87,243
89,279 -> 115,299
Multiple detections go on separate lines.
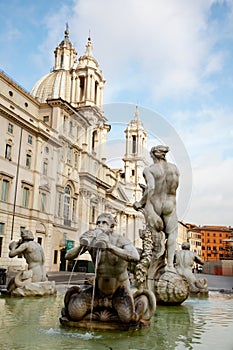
0,0 -> 233,226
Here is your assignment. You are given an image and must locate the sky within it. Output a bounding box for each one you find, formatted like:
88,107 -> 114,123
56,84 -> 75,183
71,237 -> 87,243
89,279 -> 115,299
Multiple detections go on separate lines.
0,0 -> 233,226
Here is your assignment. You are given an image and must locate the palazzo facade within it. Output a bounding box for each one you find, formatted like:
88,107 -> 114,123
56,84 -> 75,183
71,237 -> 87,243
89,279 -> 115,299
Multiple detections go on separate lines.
0,27 -> 148,272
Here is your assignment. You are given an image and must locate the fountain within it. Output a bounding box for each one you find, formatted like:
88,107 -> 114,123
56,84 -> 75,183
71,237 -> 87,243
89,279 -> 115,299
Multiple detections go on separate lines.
6,229 -> 56,297
60,145 -> 209,331
0,144 -> 231,348
60,213 -> 156,329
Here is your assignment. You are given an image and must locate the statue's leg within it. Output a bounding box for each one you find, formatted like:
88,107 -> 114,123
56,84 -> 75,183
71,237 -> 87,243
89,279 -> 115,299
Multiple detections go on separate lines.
164,213 -> 178,272
112,286 -> 135,323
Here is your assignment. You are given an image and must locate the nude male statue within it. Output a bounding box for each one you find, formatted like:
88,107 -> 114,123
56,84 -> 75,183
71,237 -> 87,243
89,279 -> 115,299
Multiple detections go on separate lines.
64,213 -> 143,323
133,145 -> 179,272
7,230 -> 47,292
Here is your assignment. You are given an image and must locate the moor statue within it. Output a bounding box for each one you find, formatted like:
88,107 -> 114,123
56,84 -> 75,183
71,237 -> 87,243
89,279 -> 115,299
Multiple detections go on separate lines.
61,213 -> 156,329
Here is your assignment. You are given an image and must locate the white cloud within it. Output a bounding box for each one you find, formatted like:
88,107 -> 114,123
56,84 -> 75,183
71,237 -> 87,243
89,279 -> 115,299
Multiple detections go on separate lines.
63,0 -> 225,102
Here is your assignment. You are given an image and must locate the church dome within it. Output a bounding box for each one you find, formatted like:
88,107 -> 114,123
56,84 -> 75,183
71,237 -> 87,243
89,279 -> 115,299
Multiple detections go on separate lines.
31,26 -> 105,109
31,70 -> 72,102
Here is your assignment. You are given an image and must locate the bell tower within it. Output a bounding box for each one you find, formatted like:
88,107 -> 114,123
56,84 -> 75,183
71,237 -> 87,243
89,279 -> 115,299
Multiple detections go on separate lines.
53,23 -> 77,71
73,36 -> 105,109
123,106 -> 148,190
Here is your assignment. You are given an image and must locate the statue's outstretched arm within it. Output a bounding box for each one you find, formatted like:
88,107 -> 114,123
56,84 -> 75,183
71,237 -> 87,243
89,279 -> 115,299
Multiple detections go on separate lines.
108,243 -> 140,263
9,242 -> 27,258
65,245 -> 85,261
194,254 -> 204,265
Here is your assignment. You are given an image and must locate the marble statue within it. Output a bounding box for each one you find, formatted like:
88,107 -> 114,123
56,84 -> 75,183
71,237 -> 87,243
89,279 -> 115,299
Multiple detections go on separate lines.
134,145 -> 179,272
60,213 -> 156,329
175,242 -> 208,294
134,145 -> 189,304
7,230 -> 56,296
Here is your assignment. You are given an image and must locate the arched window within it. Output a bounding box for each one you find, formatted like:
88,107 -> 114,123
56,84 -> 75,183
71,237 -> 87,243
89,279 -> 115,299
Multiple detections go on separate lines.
92,130 -> 97,152
132,135 -> 136,154
64,185 -> 71,226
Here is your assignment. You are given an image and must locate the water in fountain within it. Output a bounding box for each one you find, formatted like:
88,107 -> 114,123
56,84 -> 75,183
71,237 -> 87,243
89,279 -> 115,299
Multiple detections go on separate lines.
90,248 -> 101,321
67,246 -> 85,287
0,290 -> 233,349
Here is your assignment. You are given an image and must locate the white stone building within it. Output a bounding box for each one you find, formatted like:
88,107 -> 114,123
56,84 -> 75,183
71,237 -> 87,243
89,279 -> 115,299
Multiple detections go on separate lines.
0,26 -> 188,273
0,27 -> 147,272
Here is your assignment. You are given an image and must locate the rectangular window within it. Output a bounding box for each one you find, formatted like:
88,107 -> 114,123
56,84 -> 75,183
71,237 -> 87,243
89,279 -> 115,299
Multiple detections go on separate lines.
58,192 -> 62,217
22,187 -> 29,208
37,237 -> 42,245
26,154 -> 31,168
74,153 -> 78,168
8,123 -> 13,133
5,144 -> 12,160
28,135 -> 33,144
91,206 -> 96,223
20,226 -> 25,234
43,116 -> 49,123
1,180 -> 9,201
63,117 -> 67,132
40,193 -> 46,212
79,76 -> 85,100
69,121 -> 73,135
0,237 -> 2,257
132,135 -> 136,153
53,250 -> 58,264
72,199 -> 76,221
0,223 -> 4,234
67,147 -> 71,164
43,162 -> 48,176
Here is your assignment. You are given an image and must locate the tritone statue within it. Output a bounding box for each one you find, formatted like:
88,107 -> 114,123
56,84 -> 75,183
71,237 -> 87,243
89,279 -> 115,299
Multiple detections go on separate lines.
60,213 -> 156,330
134,145 -> 190,304
175,242 -> 208,295
7,230 -> 56,297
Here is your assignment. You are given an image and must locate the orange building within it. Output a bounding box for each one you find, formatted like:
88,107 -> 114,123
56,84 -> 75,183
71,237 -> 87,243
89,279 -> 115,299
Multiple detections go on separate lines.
192,225 -> 233,261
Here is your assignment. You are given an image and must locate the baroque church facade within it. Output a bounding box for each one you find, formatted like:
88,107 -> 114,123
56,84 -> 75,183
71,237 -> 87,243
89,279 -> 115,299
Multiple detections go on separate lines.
0,27 -> 149,272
